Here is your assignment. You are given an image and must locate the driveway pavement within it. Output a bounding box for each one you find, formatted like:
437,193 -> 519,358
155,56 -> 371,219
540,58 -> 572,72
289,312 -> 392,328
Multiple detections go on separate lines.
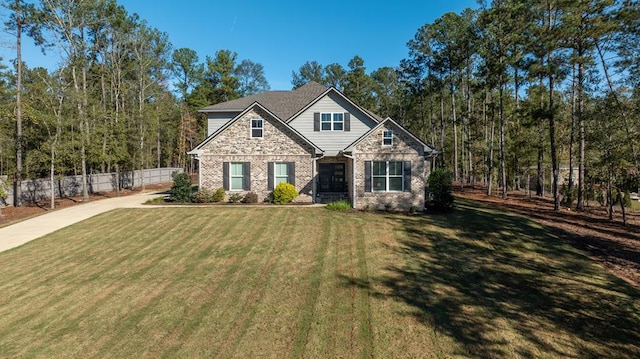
0,191 -> 165,253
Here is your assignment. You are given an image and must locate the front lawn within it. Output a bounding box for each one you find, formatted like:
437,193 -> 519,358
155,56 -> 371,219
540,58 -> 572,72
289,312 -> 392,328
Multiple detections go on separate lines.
0,201 -> 638,358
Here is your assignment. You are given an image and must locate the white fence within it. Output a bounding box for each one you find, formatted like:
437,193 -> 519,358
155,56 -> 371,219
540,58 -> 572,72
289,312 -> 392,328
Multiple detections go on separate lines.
2,168 -> 182,206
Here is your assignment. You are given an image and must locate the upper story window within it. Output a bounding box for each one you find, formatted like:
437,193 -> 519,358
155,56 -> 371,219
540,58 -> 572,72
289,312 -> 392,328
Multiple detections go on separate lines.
251,119 -> 263,138
382,130 -> 393,146
321,113 -> 344,131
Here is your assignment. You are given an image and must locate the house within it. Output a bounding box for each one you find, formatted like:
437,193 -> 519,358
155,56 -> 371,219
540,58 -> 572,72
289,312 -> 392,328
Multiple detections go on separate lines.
188,82 -> 439,210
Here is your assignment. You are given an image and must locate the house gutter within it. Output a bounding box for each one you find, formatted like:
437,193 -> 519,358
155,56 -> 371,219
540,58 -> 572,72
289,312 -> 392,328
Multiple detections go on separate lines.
342,152 -> 357,209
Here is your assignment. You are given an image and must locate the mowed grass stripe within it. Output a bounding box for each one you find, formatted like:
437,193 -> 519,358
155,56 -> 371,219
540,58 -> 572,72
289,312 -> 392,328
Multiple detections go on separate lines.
154,208 -> 292,358
290,212 -> 331,359
89,208 -> 258,358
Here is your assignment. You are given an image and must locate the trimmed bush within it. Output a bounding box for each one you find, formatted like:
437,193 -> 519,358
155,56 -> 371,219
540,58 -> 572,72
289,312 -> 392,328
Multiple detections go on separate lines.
191,189 -> 213,203
272,182 -> 298,205
211,188 -> 225,202
228,193 -> 243,203
326,200 -> 351,211
427,169 -> 454,211
170,172 -> 192,203
243,192 -> 259,203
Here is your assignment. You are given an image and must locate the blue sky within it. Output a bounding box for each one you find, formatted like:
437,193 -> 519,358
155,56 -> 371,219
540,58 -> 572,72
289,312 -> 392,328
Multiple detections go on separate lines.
2,0 -> 479,90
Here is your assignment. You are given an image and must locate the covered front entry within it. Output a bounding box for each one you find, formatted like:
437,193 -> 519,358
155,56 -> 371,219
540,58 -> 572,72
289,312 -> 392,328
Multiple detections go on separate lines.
317,162 -> 349,203
318,163 -> 346,192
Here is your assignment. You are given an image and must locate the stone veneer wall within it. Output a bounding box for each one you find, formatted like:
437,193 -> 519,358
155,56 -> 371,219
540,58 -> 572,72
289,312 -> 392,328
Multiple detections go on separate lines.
199,107 -> 316,202
354,122 -> 428,210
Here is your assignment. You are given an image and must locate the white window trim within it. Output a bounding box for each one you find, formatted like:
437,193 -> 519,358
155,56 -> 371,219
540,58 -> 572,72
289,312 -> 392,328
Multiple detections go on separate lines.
230,162 -> 244,191
320,112 -> 344,131
372,161 -> 404,192
274,162 -> 288,187
382,130 -> 393,146
250,118 -> 264,138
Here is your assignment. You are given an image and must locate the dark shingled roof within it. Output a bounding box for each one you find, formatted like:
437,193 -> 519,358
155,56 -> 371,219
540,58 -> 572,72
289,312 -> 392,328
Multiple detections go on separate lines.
199,81 -> 328,121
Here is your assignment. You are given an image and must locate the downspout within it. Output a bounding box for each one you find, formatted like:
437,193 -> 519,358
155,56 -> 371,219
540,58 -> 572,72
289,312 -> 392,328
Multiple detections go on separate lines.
343,152 -> 356,209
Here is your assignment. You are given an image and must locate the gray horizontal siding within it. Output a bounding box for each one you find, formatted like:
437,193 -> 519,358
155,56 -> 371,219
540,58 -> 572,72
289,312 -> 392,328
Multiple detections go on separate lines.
207,112 -> 239,137
288,92 -> 377,155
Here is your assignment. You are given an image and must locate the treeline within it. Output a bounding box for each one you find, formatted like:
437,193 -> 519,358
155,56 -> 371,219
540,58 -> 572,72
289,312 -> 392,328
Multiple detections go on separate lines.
290,0 -> 640,214
0,0 -> 269,205
1,0 -> 639,215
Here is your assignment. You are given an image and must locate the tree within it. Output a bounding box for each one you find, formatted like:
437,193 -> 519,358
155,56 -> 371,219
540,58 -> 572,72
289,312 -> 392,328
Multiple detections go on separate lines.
343,55 -> 375,109
324,63 -> 345,89
235,59 -> 269,96
291,60 -> 324,89
3,0 -> 43,206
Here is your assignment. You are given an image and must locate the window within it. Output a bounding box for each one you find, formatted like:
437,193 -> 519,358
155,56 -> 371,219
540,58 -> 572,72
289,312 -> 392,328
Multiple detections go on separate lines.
372,161 -> 404,192
383,130 -> 393,146
268,162 -> 295,190
274,163 -> 289,186
223,162 -> 250,191
321,113 -> 344,131
251,119 -> 263,138
314,112 -> 350,132
230,162 -> 245,190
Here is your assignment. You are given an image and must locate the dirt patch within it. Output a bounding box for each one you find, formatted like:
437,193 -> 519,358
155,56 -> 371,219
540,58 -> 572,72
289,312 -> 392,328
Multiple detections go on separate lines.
455,185 -> 640,289
0,182 -> 172,227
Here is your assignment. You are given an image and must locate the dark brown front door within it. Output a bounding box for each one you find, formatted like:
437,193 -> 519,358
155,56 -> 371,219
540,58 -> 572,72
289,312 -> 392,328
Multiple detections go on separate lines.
318,163 -> 346,193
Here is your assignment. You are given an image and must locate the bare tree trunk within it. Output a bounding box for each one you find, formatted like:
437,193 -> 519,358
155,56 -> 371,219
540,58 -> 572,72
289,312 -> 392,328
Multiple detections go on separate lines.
14,0 -> 23,207
499,76 -> 507,199
487,93 -> 496,196
451,77 -> 458,182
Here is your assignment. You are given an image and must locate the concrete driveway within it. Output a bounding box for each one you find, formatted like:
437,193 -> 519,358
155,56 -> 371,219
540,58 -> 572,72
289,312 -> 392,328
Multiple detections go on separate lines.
0,191 -> 165,253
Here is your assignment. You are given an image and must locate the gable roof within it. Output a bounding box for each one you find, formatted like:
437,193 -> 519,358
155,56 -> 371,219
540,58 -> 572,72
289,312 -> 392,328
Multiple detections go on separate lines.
199,82 -> 328,121
343,117 -> 440,157
285,86 -> 383,125
189,101 -> 323,156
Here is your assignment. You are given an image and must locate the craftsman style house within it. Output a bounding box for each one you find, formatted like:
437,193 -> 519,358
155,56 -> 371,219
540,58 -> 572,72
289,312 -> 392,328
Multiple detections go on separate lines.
188,82 -> 439,210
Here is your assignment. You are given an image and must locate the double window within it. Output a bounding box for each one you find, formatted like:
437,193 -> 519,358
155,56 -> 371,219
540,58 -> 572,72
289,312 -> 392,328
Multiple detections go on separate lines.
314,112 -> 350,132
373,161 -> 404,192
251,119 -> 263,138
365,161 -> 411,192
321,113 -> 344,131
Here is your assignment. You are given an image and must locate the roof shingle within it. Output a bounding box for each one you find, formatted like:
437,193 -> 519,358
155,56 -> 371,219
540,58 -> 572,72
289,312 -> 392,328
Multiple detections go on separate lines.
199,81 -> 328,121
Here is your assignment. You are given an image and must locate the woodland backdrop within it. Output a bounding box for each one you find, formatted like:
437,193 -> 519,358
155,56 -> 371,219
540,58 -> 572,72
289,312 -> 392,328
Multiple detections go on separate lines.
1,0 -> 639,212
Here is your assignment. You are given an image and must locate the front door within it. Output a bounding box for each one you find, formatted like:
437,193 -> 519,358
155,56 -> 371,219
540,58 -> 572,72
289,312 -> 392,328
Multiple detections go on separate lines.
318,163 -> 346,193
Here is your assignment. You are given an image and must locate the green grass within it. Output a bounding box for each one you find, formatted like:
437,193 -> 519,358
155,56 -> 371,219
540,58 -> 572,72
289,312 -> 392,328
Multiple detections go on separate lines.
325,199 -> 351,211
0,201 -> 639,358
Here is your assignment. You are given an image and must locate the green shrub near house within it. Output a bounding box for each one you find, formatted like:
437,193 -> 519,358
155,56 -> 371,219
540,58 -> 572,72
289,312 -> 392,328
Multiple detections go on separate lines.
427,168 -> 454,211
272,182 -> 298,204
169,172 -> 192,203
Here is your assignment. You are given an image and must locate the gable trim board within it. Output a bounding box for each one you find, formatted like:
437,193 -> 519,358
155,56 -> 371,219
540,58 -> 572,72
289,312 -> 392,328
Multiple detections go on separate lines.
189,84 -> 438,210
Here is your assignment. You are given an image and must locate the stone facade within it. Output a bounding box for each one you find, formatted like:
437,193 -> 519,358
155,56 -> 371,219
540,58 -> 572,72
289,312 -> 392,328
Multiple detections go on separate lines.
199,107 -> 316,202
354,122 -> 429,210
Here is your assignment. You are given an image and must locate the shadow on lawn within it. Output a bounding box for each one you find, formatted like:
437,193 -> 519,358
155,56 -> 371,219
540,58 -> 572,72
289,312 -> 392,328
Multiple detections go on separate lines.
341,200 -> 640,358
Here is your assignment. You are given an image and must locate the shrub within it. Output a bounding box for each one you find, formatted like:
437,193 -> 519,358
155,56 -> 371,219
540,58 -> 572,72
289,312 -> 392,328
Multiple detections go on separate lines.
427,168 -> 454,211
243,192 -> 259,203
170,172 -> 192,202
211,188 -> 225,202
326,199 -> 351,211
228,193 -> 243,203
191,189 -> 213,203
272,182 -> 298,205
